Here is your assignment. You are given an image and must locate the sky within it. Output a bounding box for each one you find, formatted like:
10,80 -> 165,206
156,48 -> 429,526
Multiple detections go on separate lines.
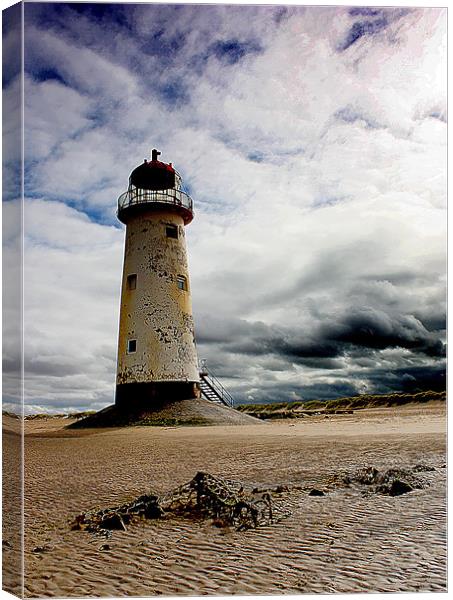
2,1 -> 447,413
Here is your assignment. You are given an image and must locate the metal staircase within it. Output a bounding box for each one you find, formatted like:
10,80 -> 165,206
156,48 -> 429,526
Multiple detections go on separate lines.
199,360 -> 234,408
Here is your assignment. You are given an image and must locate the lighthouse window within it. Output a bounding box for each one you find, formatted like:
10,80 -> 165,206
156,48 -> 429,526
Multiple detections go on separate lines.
177,275 -> 187,291
166,224 -> 178,239
127,339 -> 137,353
127,274 -> 137,290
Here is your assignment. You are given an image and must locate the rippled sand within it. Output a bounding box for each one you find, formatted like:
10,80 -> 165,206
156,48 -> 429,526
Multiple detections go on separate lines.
10,403 -> 447,596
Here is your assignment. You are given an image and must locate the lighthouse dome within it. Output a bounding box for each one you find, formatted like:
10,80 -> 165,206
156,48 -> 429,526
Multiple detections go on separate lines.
130,157 -> 176,191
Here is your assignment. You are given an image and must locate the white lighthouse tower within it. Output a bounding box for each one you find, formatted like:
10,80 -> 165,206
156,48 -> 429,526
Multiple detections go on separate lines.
115,149 -> 200,408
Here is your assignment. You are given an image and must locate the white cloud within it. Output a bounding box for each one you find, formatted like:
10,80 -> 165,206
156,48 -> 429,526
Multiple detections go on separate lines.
23,200 -> 124,410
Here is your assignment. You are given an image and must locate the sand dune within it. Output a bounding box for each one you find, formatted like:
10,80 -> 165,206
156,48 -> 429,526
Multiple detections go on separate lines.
3,403 -> 446,596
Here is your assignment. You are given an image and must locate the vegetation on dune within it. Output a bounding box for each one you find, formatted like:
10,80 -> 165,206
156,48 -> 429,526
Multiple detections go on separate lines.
22,411 -> 96,420
2,411 -> 21,419
3,410 -> 97,420
237,390 -> 446,416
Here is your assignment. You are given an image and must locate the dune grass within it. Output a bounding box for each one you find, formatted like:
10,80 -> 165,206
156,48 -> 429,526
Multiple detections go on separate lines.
237,390 -> 446,415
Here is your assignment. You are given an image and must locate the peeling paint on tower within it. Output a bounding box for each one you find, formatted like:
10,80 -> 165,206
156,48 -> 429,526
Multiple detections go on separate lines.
115,150 -> 200,407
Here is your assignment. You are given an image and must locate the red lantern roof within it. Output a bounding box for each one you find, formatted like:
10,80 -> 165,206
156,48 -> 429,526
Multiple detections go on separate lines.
129,149 -> 176,191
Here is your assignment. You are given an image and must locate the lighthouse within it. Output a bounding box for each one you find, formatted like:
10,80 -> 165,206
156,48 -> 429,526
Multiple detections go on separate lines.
115,149 -> 200,408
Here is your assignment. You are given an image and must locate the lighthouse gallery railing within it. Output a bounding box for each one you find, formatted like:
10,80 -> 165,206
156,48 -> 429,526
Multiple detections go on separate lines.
117,187 -> 193,214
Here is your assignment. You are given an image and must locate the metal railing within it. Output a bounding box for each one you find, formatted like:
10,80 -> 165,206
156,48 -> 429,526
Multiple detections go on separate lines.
199,358 -> 209,376
199,359 -> 235,408
117,187 -> 193,215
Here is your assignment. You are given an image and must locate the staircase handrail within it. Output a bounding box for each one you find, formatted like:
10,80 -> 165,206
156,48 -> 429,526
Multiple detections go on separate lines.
199,365 -> 234,407
207,372 -> 235,407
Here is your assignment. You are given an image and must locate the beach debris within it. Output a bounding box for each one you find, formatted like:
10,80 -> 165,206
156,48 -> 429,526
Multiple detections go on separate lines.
99,544 -> 111,551
412,463 -> 436,473
343,465 -> 432,496
32,545 -> 53,553
99,514 -> 127,531
161,471 -> 291,530
381,480 -> 413,496
70,494 -> 163,533
71,472 -> 291,534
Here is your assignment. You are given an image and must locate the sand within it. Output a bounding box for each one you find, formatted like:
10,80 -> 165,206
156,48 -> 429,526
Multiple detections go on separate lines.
3,402 -> 447,597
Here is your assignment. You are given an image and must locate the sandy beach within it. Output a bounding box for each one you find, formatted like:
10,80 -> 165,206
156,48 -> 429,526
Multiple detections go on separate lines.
3,402 -> 447,597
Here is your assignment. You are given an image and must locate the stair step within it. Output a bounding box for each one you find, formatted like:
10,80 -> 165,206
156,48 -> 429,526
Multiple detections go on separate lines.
199,373 -> 231,407
198,369 -> 235,408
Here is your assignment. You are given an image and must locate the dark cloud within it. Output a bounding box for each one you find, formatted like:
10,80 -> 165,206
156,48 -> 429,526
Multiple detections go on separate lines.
283,357 -> 344,370
195,305 -> 445,406
197,317 -> 341,363
414,313 -> 446,333
363,364 -> 446,395
227,360 -> 446,406
198,307 -> 445,365
2,2 -> 22,87
24,357 -> 84,378
233,379 -> 363,405
323,309 -> 445,358
273,338 -> 341,361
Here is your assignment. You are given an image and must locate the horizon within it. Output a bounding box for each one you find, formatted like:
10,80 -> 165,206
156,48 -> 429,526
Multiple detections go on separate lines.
3,388 -> 444,418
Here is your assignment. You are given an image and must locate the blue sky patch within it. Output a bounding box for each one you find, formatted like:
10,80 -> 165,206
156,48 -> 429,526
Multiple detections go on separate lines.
210,39 -> 262,65
349,7 -> 383,18
33,67 -> 68,85
340,17 -> 389,51
26,2 -> 131,29
158,80 -> 190,109
141,28 -> 187,64
247,151 -> 265,163
311,195 -> 348,210
335,106 -> 380,129
428,110 -> 446,123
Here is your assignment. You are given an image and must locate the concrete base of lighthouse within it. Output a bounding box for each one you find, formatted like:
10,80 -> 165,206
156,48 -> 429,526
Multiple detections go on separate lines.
115,381 -> 201,410
67,397 -> 262,429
